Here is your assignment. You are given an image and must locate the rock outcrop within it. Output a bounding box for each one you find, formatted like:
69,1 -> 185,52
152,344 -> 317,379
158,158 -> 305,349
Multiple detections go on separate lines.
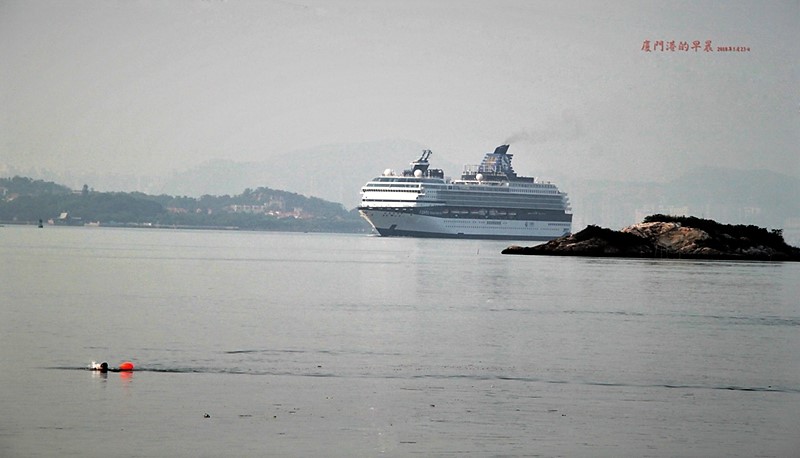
502,216 -> 800,261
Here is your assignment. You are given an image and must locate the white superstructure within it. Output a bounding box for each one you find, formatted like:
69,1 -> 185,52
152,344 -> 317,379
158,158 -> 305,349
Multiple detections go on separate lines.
359,145 -> 572,240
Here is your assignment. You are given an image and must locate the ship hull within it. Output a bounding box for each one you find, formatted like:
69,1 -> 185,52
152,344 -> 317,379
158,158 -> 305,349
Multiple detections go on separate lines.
359,208 -> 571,241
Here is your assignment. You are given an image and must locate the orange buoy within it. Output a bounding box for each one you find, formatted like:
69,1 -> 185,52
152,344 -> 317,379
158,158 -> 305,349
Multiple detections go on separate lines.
118,361 -> 135,371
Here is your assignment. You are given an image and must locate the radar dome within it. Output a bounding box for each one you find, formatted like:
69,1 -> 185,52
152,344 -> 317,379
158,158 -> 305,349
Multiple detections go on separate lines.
383,168 -> 393,176
476,173 -> 484,181
414,169 -> 423,178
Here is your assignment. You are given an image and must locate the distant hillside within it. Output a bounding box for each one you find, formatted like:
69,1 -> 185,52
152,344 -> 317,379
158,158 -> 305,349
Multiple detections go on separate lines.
0,177 -> 367,233
157,143 -> 799,235
4,140 -> 799,244
563,167 -> 800,242
0,176 -> 72,196
155,139 -> 445,209
0,139 -> 438,208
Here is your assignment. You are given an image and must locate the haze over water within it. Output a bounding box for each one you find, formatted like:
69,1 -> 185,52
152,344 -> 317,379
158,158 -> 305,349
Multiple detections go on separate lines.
1,226 -> 799,456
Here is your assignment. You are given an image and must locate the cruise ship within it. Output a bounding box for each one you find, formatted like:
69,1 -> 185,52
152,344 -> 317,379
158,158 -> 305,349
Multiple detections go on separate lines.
358,145 -> 572,240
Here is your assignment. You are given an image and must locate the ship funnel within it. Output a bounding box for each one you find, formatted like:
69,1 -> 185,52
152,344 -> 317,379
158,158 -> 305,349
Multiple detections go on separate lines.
493,145 -> 510,155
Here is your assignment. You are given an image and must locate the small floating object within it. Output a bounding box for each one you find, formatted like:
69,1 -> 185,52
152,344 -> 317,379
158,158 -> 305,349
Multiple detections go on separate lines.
90,361 -> 134,372
89,361 -> 109,372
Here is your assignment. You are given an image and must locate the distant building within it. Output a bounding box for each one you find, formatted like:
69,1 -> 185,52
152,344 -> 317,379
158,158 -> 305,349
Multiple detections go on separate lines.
228,195 -> 289,214
229,204 -> 268,214
49,212 -> 83,226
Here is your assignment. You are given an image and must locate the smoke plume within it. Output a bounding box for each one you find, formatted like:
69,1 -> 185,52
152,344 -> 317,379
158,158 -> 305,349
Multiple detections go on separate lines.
505,111 -> 583,146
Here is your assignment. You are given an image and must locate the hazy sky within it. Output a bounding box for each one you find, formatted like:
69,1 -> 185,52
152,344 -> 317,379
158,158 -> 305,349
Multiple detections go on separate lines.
1,0 -> 798,182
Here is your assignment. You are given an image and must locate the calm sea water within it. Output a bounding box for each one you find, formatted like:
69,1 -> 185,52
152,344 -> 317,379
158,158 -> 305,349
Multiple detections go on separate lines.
1,225 -> 798,457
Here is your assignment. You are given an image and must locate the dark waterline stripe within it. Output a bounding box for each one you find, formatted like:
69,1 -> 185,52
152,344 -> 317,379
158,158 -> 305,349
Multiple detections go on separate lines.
48,367 -> 800,394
